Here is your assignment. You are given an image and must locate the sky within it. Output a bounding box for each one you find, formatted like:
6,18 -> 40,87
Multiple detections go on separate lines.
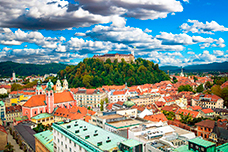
0,0 -> 228,67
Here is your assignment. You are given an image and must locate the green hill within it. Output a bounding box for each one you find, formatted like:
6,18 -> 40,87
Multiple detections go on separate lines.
58,58 -> 170,88
0,61 -> 67,77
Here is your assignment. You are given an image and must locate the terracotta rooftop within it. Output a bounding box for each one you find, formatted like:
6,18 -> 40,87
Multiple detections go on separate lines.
23,91 -> 75,107
201,108 -> 214,114
144,113 -> 168,122
175,108 -> 199,118
195,119 -> 215,129
6,105 -> 22,113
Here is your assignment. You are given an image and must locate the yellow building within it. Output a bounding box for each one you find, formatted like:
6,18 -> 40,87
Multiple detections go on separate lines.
31,113 -> 54,126
10,95 -> 29,106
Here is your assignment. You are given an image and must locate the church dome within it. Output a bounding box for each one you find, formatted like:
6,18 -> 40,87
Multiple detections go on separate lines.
123,100 -> 135,108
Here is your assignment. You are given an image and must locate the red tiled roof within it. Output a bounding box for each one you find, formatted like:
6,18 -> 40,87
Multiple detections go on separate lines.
155,101 -> 166,108
162,106 -> 178,113
54,105 -> 95,121
175,108 -> 199,118
195,119 -> 215,128
189,106 -> 202,111
193,93 -> 222,102
106,103 -> 115,110
6,105 -> 22,113
113,90 -> 126,95
201,108 -> 214,114
0,85 -> 11,89
221,81 -> 228,89
23,91 -> 75,107
144,113 -> 168,122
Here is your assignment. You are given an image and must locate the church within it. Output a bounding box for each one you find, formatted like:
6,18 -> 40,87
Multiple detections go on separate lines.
22,79 -> 77,119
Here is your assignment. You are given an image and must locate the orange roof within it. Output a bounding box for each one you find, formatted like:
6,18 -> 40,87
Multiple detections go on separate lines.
106,103 -> 115,110
193,93 -> 222,102
176,109 -> 199,118
189,106 -> 202,111
23,91 -> 75,107
54,105 -> 95,121
162,105 -> 178,113
221,81 -> 228,89
0,85 -> 11,89
112,90 -> 126,95
201,108 -> 214,114
144,113 -> 168,122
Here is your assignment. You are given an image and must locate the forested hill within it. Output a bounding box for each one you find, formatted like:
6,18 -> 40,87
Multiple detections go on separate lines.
58,58 -> 170,88
0,61 -> 67,77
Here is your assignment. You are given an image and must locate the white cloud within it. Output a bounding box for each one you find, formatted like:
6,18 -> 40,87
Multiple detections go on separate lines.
74,33 -> 86,37
187,51 -> 195,55
213,50 -> 224,56
180,19 -> 228,34
144,28 -> 152,33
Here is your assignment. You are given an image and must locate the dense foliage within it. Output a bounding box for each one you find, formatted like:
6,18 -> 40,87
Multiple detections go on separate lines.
0,61 -> 67,77
11,80 -> 39,91
178,84 -> 193,92
58,58 -> 170,88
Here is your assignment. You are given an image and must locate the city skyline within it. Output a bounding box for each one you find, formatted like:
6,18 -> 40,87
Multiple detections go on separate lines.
0,0 -> 228,66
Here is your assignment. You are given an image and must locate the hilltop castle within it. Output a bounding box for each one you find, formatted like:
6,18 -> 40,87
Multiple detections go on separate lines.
92,53 -> 135,63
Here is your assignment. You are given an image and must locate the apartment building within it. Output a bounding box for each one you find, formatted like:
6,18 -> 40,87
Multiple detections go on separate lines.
5,105 -> 22,123
71,88 -> 107,108
192,94 -> 224,109
129,94 -> 160,106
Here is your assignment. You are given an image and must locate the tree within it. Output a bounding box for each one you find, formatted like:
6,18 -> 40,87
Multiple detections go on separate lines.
178,85 -> 193,92
11,83 -> 23,91
211,85 -> 222,97
4,142 -> 14,152
100,100 -> 104,111
179,113 -> 193,124
173,77 -> 178,83
194,76 -> 198,82
205,81 -> 212,90
221,87 -> 228,108
196,84 -> 204,93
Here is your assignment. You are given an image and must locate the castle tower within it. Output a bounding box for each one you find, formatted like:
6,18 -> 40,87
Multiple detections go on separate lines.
63,77 -> 68,91
56,78 -> 62,93
46,79 -> 54,113
36,80 -> 43,95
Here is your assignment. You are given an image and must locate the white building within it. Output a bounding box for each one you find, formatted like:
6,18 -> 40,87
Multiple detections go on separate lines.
52,120 -> 129,152
0,88 -> 7,95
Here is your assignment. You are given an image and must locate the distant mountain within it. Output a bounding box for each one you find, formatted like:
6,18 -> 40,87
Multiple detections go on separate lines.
160,62 -> 228,72
0,61 -> 67,77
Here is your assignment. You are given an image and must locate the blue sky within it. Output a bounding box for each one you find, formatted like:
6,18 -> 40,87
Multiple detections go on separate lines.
0,0 -> 228,66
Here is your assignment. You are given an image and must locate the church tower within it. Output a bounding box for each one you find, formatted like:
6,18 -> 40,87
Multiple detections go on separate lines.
63,77 -> 68,91
46,79 -> 54,113
56,78 -> 62,93
36,80 -> 43,95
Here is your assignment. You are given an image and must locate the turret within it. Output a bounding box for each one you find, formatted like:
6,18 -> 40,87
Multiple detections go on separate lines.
63,76 -> 68,90
56,78 -> 62,93
36,80 -> 43,95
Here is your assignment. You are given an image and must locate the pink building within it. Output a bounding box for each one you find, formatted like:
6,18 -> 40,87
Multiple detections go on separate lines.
22,81 -> 76,119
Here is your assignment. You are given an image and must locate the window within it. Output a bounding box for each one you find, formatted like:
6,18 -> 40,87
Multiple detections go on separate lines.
65,144 -> 67,149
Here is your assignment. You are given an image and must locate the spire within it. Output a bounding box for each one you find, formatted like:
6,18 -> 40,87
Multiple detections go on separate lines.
46,79 -> 52,91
